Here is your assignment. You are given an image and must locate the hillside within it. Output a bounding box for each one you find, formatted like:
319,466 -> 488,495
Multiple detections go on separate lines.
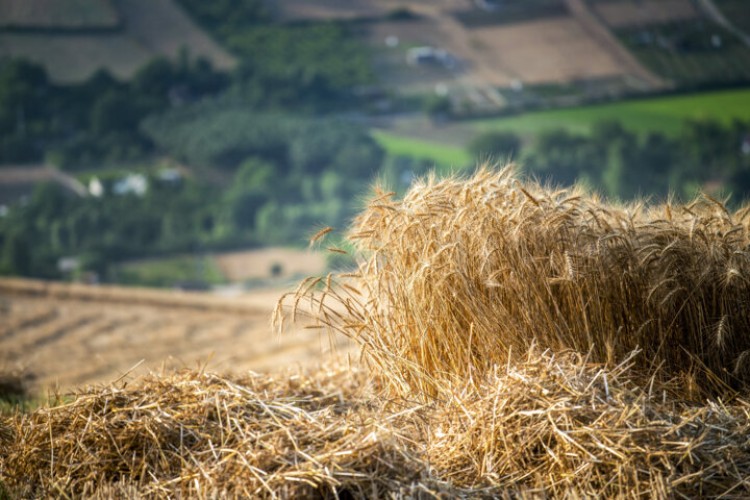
0,0 -> 121,30
0,0 -> 234,82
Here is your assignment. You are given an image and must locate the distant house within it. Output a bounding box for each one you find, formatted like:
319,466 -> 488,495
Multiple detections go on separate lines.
113,173 -> 148,196
0,164 -> 87,208
406,46 -> 457,69
88,176 -> 104,197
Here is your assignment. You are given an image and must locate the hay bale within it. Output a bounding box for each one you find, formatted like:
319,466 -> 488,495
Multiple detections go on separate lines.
282,166 -> 750,397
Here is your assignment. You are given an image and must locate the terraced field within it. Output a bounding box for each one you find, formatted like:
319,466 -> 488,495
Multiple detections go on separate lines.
0,279 -> 352,392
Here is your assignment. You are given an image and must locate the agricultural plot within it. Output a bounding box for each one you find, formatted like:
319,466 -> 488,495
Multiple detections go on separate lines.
715,0 -> 750,35
468,17 -> 629,85
468,87 -> 750,138
116,247 -> 328,288
0,0 -> 120,30
591,0 -> 698,28
0,279 -> 352,392
214,247 -> 327,283
371,130 -> 472,169
0,0 -> 234,82
617,18 -> 750,86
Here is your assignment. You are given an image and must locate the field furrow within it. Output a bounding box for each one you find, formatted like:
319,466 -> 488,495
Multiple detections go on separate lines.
0,278 -> 354,391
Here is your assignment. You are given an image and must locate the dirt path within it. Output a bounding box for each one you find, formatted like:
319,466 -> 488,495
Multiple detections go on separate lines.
562,0 -> 668,89
0,279 -> 354,393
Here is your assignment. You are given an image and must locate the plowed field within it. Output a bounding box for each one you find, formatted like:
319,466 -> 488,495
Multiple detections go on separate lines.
0,279 -> 353,392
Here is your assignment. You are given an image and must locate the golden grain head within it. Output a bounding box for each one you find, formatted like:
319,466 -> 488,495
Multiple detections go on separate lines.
279,165 -> 750,399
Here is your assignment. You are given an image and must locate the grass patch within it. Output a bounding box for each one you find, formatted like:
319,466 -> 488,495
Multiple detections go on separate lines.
116,255 -> 226,289
475,88 -> 750,137
371,130 -> 472,171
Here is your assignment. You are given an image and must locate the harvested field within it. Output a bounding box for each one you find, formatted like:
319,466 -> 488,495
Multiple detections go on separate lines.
0,0 -> 234,82
593,0 -> 698,29
275,0 -> 464,22
0,0 -> 120,30
111,0 -> 234,70
451,17 -> 631,87
0,278 -> 352,392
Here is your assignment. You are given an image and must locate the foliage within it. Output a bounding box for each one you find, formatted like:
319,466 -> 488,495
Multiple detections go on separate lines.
523,118 -> 750,201
0,105 -> 385,280
228,23 -> 373,111
176,0 -> 373,112
0,57 -> 228,167
175,0 -> 270,36
467,130 -> 521,162
0,176 -> 224,279
619,20 -> 750,87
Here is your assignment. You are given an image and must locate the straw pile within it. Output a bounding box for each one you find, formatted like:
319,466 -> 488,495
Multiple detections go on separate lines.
281,166 -> 750,398
427,350 -> 750,497
2,352 -> 750,498
0,365 -> 428,498
4,166 -> 750,498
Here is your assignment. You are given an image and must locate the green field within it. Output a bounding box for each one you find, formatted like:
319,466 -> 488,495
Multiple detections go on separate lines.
371,89 -> 750,167
476,88 -> 750,137
371,130 -> 472,170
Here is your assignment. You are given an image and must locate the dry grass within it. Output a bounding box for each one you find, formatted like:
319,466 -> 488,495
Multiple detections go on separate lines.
0,365 -> 429,498
427,350 -> 750,497
2,352 -> 750,497
4,165 -> 750,497
280,166 -> 750,399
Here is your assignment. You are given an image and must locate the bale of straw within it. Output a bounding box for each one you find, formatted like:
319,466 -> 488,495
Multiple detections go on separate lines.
280,166 -> 750,397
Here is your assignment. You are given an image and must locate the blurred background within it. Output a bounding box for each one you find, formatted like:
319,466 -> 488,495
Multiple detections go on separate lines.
1,0 -> 750,288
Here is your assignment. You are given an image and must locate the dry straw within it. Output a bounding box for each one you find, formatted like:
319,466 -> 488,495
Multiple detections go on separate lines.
4,165 -> 750,498
0,365 -> 428,498
279,165 -> 750,398
2,352 -> 750,498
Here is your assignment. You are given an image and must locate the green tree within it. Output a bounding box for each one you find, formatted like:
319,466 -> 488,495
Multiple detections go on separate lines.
468,131 -> 521,162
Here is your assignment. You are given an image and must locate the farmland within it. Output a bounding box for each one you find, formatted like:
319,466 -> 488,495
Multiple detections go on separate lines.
0,0 -> 234,82
116,247 -> 328,288
371,130 -> 472,169
0,278 -> 352,392
476,87 -> 750,136
0,0 -> 120,29
374,88 -> 750,158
